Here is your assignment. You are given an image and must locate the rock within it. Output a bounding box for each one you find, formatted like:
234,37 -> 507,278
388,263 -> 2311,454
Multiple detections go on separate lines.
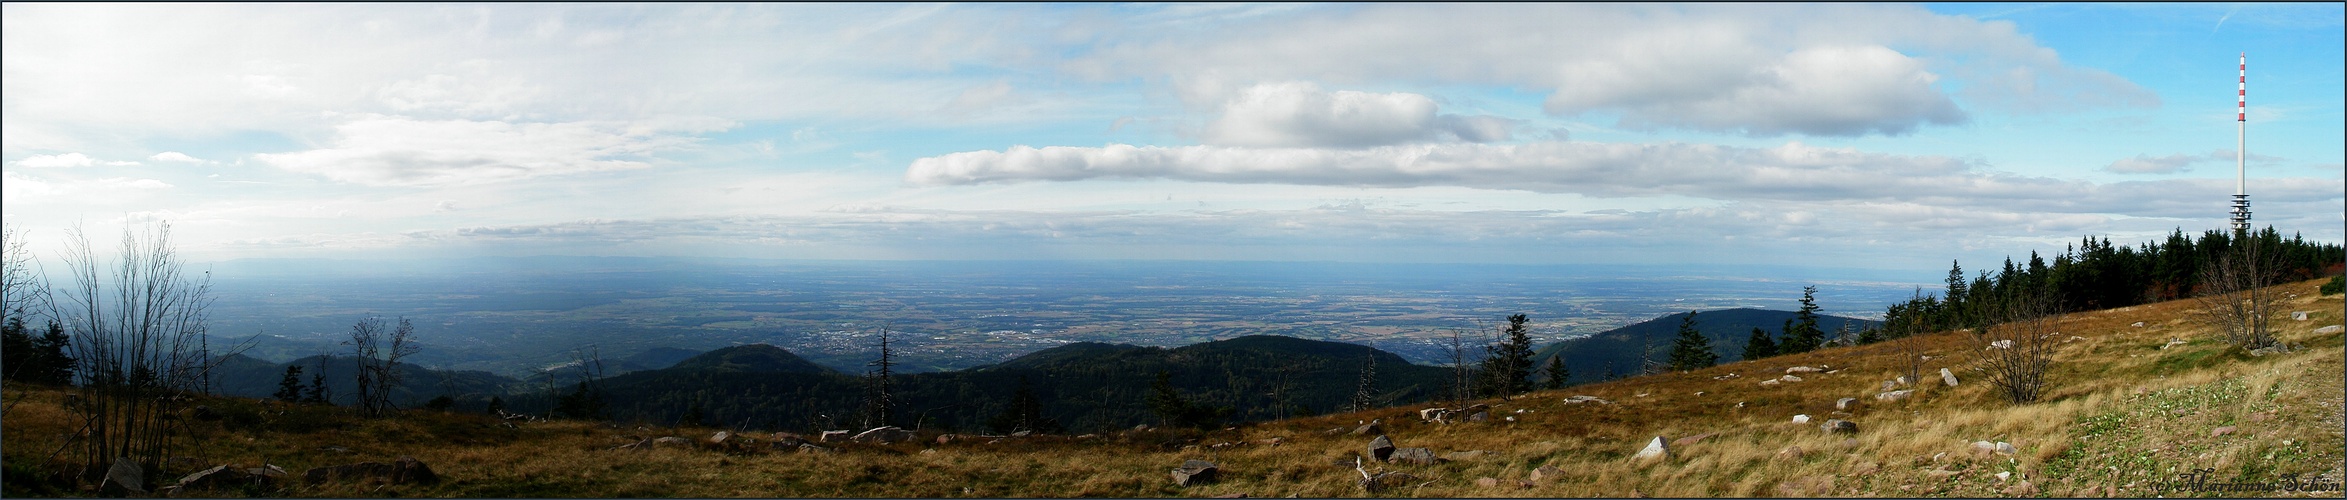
1475,477 -> 1501,488
853,426 -> 913,443
819,430 -> 852,443
1836,398 -> 1859,410
1759,379 -> 1781,387
2130,321 -> 2146,328
2210,426 -> 2235,438
706,431 -> 732,446
1255,437 -> 1283,446
1353,419 -> 1383,436
1820,419 -> 1857,434
1877,390 -> 1914,402
2292,311 -> 2312,321
1563,395 -> 1612,404
1994,471 -> 2012,482
1881,380 -> 1898,391
1940,368 -> 1959,387
1849,461 -> 1879,475
2248,345 -> 2289,357
1368,435 -> 1397,462
1132,424 -> 1151,432
1671,432 -> 1719,447
1359,472 -> 1421,493
1419,408 -> 1447,421
1776,446 -> 1805,461
1791,414 -> 1811,424
1530,465 -> 1565,482
797,443 -> 836,454
2004,480 -> 2038,496
1775,475 -> 1835,497
1971,441 -> 1998,459
1996,441 -> 2018,456
1390,447 -> 1442,465
102,457 -> 148,496
1988,339 -> 2014,350
1780,374 -> 1804,383
1631,436 -> 1670,464
653,436 -> 692,447
2318,325 -> 2344,335
1170,459 -> 1218,487
1786,366 -> 1823,374
1896,375 -> 1912,386
303,457 -> 438,486
1466,411 -> 1489,423
934,434 -> 958,445
1442,450 -> 1489,461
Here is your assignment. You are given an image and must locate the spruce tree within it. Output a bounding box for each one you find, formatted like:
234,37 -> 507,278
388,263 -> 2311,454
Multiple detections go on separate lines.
1743,327 -> 1778,360
304,358 -> 331,404
1475,314 -> 1537,397
988,376 -> 1060,434
274,366 -> 305,403
1793,286 -> 1825,350
1542,355 -> 1569,389
1667,310 -> 1718,371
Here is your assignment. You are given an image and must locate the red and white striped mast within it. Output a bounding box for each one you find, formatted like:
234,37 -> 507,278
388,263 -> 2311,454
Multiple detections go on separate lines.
2229,52 -> 2252,233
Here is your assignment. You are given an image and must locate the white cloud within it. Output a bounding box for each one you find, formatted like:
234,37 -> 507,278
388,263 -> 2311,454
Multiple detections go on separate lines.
148,151 -> 208,163
255,115 -> 731,186
1200,82 -> 1515,148
13,152 -> 98,168
2104,150 -> 2284,174
906,140 -> 2344,219
1072,3 -> 2152,136
10,152 -> 136,167
0,171 -> 171,204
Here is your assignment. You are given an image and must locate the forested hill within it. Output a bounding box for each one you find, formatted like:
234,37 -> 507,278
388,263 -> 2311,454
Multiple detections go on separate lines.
588,334 -> 1452,434
1533,308 -> 1878,385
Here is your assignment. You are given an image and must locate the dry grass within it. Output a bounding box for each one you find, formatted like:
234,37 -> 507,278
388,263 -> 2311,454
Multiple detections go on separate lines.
5,278 -> 2342,497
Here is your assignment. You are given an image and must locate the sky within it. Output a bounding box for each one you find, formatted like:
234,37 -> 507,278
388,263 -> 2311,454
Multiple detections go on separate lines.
4,3 -> 2342,272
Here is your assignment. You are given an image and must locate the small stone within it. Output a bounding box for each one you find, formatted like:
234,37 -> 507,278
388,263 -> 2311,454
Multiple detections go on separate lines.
1836,398 -> 1859,410
1896,375 -> 1912,386
1529,465 -> 1565,482
1475,477 -> 1501,488
2317,325 -> 2344,335
1940,368 -> 1959,387
102,457 -> 148,496
1353,419 -> 1383,436
1877,390 -> 1914,402
1820,419 -> 1857,434
1631,436 -> 1670,464
1996,441 -> 2018,456
2210,426 -> 2235,438
1759,379 -> 1782,387
1389,447 -> 1442,465
1776,446 -> 1805,461
819,430 -> 851,443
1792,414 -> 1811,424
2130,321 -> 2146,328
1780,374 -> 1804,383
1849,461 -> 1879,475
1368,435 -> 1397,462
2291,311 -> 2311,321
1994,471 -> 2012,482
1786,366 -> 1823,374
1466,411 -> 1489,423
1171,460 -> 1218,487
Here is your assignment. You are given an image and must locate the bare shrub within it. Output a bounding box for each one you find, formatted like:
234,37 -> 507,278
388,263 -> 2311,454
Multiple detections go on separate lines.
1968,289 -> 2059,405
50,222 -> 214,473
2195,236 -> 2277,350
344,315 -> 420,417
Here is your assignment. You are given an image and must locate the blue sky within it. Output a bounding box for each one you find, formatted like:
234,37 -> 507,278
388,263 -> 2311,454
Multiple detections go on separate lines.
4,3 -> 2341,271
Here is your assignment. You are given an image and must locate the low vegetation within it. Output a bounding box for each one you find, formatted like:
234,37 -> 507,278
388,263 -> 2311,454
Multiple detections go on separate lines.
6,277 -> 2339,497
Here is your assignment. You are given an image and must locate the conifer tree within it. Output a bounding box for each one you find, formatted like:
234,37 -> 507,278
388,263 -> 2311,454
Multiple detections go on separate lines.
1542,355 -> 1569,389
1667,310 -> 1719,371
988,376 -> 1061,434
1781,287 -> 1826,353
1349,353 -> 1378,413
1475,314 -> 1537,398
274,365 -> 305,403
304,356 -> 331,404
1743,327 -> 1778,360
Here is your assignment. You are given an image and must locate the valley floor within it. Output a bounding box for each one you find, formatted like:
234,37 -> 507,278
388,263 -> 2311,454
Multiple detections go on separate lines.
4,279 -> 2342,498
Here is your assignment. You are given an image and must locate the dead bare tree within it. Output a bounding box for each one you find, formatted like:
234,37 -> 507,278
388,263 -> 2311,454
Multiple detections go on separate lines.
1968,288 -> 2060,405
2195,236 -> 2279,351
344,315 -> 420,418
49,222 -> 214,476
1892,289 -> 1931,390
1442,328 -> 1474,407
1348,352 -> 1378,413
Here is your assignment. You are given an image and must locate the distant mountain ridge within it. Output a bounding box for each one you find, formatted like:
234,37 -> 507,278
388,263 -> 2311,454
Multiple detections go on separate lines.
665,344 -> 832,374
1533,308 -> 1879,384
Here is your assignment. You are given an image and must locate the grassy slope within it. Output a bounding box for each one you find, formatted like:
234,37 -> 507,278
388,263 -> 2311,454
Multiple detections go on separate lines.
3,279 -> 2341,498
